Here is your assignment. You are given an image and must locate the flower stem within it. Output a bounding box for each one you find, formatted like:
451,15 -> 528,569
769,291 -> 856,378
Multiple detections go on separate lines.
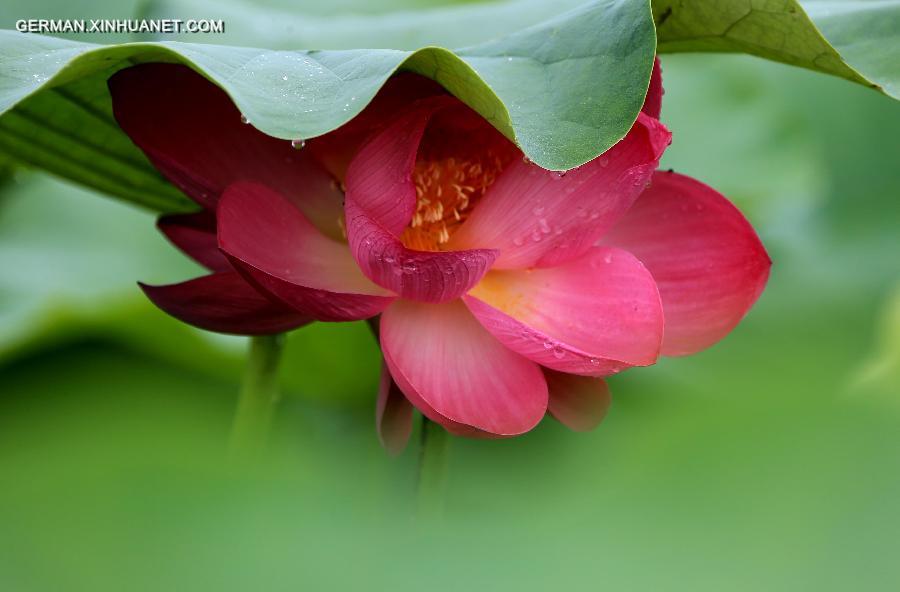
229,334 -> 285,463
417,417 -> 450,521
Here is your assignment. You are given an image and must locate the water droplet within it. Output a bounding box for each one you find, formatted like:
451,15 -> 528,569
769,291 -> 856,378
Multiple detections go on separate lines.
513,236 -> 525,246
531,229 -> 543,242
522,155 -> 533,165
543,339 -> 554,350
402,261 -> 417,274
552,345 -> 565,359
589,210 -> 600,220
538,218 -> 551,234
554,170 -> 567,178
291,138 -> 306,149
598,156 -> 609,168
589,357 -> 600,366
240,114 -> 250,124
531,205 -> 545,216
281,75 -> 288,81
384,255 -> 395,264
603,252 -> 613,264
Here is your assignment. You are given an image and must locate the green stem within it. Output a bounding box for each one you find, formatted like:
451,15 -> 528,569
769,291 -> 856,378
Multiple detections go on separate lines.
229,334 -> 285,462
417,417 -> 450,521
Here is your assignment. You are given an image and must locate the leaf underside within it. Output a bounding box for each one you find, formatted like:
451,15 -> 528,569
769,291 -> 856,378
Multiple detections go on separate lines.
0,0 -> 655,212
0,0 -> 897,213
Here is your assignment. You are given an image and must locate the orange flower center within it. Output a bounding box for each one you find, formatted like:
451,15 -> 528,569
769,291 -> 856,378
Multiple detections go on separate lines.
400,153 -> 504,251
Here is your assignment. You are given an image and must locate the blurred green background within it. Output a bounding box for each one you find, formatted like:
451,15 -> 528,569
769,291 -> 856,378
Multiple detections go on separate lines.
2,1 -> 900,590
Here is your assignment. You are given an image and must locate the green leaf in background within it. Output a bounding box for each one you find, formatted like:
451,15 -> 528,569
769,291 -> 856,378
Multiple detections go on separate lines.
653,0 -> 900,99
0,0 -> 656,212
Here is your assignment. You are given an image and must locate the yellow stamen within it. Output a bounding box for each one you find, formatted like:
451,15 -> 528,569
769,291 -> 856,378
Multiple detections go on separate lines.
401,153 -> 504,251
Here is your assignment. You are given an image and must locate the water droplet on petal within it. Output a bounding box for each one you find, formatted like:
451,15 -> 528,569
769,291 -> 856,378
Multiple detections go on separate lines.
603,252 -> 613,264
589,357 -> 600,366
532,205 -> 545,216
291,138 -> 306,150
538,218 -> 551,234
543,339 -> 554,350
552,345 -> 565,359
513,236 -> 525,246
531,229 -> 543,242
240,114 -> 250,124
522,155 -> 533,165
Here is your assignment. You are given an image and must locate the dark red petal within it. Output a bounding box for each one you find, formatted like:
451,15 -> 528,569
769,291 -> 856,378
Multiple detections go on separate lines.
157,211 -> 230,272
109,64 -> 343,237
603,171 -> 771,356
139,272 -> 311,335
642,57 -> 663,119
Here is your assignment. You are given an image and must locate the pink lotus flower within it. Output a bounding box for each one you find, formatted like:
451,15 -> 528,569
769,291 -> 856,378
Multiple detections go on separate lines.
110,61 -> 770,450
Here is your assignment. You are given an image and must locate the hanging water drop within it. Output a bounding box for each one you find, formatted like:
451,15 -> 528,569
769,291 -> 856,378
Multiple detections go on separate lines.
291,138 -> 306,150
240,114 -> 250,124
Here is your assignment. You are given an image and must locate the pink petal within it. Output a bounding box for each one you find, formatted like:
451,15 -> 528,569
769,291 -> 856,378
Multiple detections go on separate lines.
545,370 -> 611,432
139,271 -> 310,335
603,171 -> 771,356
344,99 -> 499,302
157,212 -> 230,272
308,73 -> 446,183
463,247 -> 664,376
642,57 -> 663,119
380,299 -> 548,436
108,64 -> 344,237
217,182 -> 394,322
449,113 -> 671,270
376,360 -> 414,455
